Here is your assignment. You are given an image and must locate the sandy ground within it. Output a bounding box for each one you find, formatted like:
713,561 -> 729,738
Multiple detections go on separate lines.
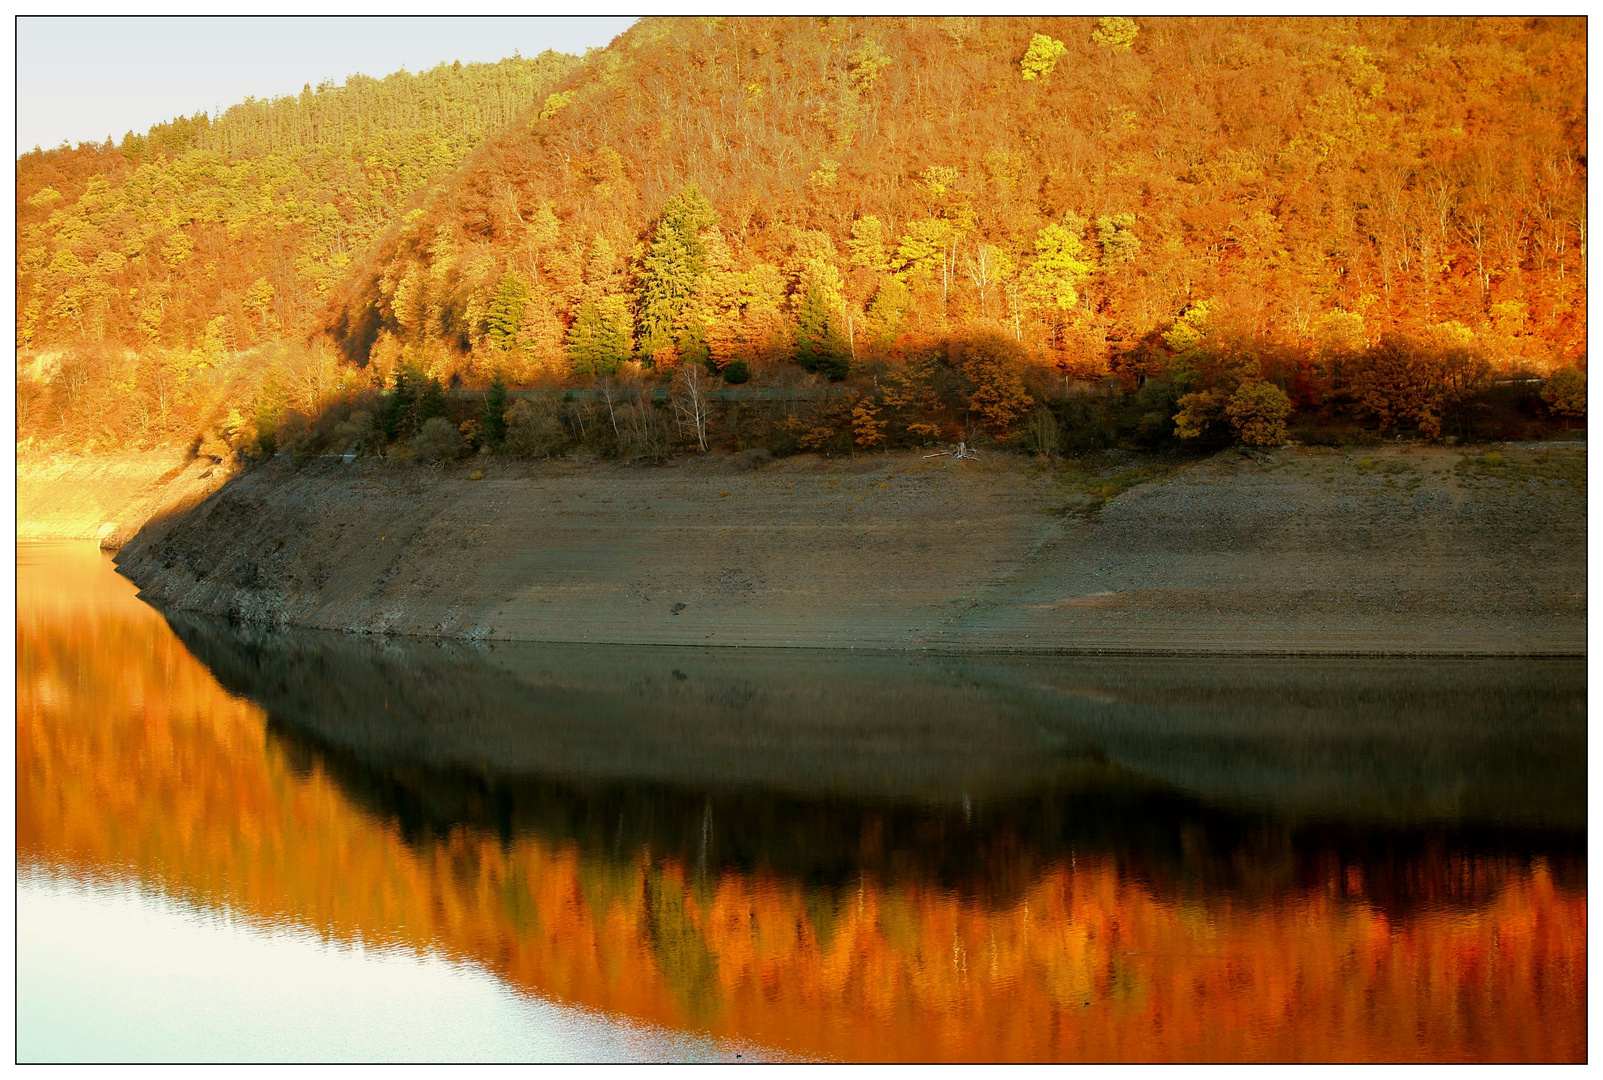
17,448 -> 235,547
114,442 -> 1585,656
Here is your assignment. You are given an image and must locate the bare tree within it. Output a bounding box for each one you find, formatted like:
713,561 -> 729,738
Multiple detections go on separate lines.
671,363 -> 713,452
496,182 -> 524,240
620,394 -> 669,460
964,242 -> 1010,319
599,378 -> 622,442
1458,205 -> 1491,307
284,344 -> 341,415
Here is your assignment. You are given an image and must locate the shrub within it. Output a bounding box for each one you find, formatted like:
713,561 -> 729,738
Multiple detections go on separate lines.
1350,336 -> 1437,435
1349,333 -> 1489,439
852,398 -> 887,448
1173,388 -> 1228,442
1541,366 -> 1586,420
333,409 -> 379,455
1225,380 -> 1292,446
505,398 -> 569,458
721,359 -> 750,384
1055,390 -> 1118,451
1168,337 -> 1269,444
618,395 -> 670,459
1024,406 -> 1060,455
1123,378 -> 1181,447
410,416 -> 462,462
275,410 -> 315,456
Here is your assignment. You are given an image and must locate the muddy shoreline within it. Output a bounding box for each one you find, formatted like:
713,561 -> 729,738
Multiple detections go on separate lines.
111,443 -> 1586,656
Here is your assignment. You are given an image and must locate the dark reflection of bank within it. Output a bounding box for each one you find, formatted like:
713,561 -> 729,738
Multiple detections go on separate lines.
165,612 -> 1586,914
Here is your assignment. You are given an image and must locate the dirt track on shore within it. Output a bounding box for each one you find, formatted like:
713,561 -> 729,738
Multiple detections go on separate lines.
113,442 -> 1586,656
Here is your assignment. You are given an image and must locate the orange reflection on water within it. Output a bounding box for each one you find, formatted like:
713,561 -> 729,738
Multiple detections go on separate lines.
17,543 -> 1586,1062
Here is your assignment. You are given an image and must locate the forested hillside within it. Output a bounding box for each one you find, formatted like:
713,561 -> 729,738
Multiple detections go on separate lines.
17,17 -> 1586,457
334,17 -> 1584,377
16,52 -> 578,448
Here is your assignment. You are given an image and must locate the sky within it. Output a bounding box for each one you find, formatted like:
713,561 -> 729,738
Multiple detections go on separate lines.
16,16 -> 639,153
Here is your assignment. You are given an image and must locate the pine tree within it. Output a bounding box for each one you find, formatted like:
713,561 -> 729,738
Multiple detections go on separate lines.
483,374 -> 508,447
637,227 -> 695,358
567,299 -> 604,377
485,272 -> 528,350
679,316 -> 711,370
416,376 -> 448,427
636,185 -> 716,362
796,279 -> 849,381
381,367 -> 415,440
596,294 -> 634,374
568,296 -> 631,377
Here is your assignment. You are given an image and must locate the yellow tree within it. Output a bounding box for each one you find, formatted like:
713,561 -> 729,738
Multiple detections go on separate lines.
1020,33 -> 1068,80
1090,17 -> 1139,52
1021,220 -> 1091,344
244,277 -> 276,336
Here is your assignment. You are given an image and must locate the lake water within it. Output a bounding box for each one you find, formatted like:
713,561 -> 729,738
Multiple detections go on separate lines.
17,541 -> 1586,1062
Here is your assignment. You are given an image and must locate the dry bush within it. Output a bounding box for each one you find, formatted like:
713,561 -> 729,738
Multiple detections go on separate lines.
505,398 -> 568,458
409,416 -> 463,462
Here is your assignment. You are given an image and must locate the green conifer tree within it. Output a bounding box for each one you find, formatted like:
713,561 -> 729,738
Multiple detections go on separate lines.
596,294 -> 633,375
416,376 -> 448,428
568,300 -> 600,376
382,367 -> 415,441
796,280 -> 850,381
483,374 -> 508,446
636,185 -> 716,361
679,316 -> 711,369
485,272 -> 528,350
568,297 -> 632,376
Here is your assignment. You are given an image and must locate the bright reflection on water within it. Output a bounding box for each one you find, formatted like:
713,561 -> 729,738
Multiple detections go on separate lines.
19,869 -> 756,1063
17,541 -> 1586,1062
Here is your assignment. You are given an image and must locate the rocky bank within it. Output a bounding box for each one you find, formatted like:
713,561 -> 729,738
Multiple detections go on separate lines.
114,442 -> 1586,656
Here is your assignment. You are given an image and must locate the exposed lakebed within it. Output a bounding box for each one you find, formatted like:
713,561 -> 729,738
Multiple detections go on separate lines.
115,443 -> 1586,655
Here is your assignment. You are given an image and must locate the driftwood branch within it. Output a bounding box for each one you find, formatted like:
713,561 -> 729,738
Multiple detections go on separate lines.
923,441 -> 981,461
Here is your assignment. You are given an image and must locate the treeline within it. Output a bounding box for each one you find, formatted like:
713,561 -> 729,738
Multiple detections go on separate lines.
16,340 -> 351,455
223,322 -> 1584,471
18,52 -> 577,352
329,15 -> 1585,397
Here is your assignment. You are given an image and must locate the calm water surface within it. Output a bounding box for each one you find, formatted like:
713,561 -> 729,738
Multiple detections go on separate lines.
17,541 -> 1586,1062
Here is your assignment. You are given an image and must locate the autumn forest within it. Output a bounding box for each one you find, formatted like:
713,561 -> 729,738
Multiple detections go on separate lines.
15,17 -> 1587,460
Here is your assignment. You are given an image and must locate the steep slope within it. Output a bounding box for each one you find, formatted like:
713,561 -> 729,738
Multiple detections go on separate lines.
16,51 -> 580,449
328,16 -> 1585,391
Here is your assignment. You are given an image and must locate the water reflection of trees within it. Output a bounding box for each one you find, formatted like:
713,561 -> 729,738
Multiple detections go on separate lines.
178,611 -> 1584,911
266,712 -> 1584,918
17,579 -> 1587,1062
